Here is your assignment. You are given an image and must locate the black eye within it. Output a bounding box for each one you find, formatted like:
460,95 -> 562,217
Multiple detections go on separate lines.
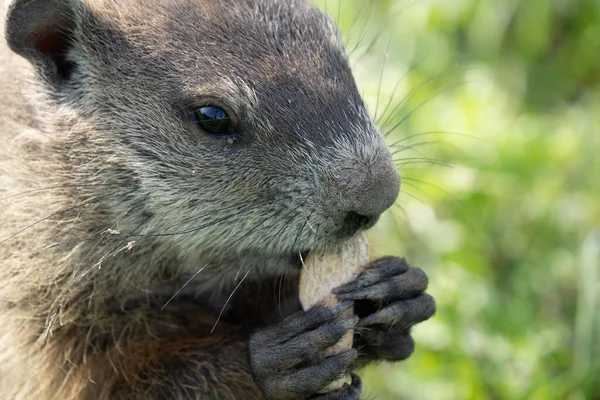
192,106 -> 233,136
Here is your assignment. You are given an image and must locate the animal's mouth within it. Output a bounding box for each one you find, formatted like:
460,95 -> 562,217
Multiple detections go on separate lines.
290,250 -> 311,269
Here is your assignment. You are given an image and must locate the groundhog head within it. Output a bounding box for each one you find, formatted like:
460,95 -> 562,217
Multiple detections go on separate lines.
6,0 -> 400,276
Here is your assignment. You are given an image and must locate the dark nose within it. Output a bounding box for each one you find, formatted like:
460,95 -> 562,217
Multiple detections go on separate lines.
340,211 -> 380,237
338,156 -> 401,237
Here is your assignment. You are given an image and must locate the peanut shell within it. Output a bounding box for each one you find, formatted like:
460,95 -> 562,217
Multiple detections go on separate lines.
298,233 -> 369,392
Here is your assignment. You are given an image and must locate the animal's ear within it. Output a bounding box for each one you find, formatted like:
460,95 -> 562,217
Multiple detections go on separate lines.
5,0 -> 80,83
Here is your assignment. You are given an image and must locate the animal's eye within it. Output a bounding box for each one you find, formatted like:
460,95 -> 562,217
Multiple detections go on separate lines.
192,106 -> 233,136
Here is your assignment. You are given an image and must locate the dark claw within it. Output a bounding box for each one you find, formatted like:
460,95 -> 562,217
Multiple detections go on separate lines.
357,294 -> 435,328
253,301 -> 353,346
335,267 -> 428,302
332,257 -> 409,295
264,350 -> 358,398
256,314 -> 358,371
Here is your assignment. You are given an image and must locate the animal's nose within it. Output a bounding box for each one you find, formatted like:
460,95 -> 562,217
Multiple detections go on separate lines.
345,163 -> 400,217
340,211 -> 380,237
338,155 -> 401,237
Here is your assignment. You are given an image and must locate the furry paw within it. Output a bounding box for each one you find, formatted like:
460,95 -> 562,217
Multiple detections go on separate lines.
332,256 -> 435,363
249,302 -> 360,400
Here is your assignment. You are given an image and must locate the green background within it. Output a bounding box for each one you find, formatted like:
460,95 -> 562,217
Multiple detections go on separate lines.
311,0 -> 600,399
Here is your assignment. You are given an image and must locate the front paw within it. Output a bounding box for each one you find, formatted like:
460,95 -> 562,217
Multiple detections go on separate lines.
249,302 -> 361,400
333,257 -> 436,362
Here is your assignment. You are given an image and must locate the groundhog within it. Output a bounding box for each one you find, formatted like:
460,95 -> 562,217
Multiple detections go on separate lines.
0,0 -> 435,398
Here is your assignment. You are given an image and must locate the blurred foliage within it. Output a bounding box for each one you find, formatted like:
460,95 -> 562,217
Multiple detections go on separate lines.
312,0 -> 600,399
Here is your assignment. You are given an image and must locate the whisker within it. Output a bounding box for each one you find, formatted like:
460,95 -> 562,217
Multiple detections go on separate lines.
346,7 -> 376,57
231,197 -> 301,281
343,1 -> 370,46
71,207 -> 136,280
254,274 -> 264,309
391,140 -> 439,156
210,267 -> 252,334
402,176 -> 449,195
351,30 -> 380,67
379,70 -> 454,132
376,53 -> 429,126
291,211 -> 314,251
217,199 -> 310,322
395,158 -> 453,169
159,194 -> 275,234
390,203 -> 416,235
0,183 -> 115,201
0,194 -> 112,246
397,166 -> 446,172
33,194 -> 277,259
387,130 -> 478,149
234,255 -> 250,282
400,182 -> 431,203
161,209 -> 280,309
374,0 -> 412,122
380,66 -> 473,136
44,220 -> 147,339
384,81 -> 468,137
105,198 -> 273,239
277,272 -> 285,310
256,203 -> 312,309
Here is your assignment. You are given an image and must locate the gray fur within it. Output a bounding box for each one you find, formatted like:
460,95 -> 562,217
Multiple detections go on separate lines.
0,0 -> 400,398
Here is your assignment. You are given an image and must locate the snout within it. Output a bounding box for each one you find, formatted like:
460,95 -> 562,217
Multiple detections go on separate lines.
336,150 -> 401,237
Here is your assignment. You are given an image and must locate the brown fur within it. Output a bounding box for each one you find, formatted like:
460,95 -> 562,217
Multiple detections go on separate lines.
0,0 -> 401,398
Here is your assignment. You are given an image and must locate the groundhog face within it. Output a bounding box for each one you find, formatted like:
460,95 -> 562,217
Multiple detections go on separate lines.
6,0 -> 399,271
